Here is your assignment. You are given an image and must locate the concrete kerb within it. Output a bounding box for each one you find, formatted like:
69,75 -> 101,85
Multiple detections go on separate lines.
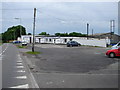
18,48 -> 39,88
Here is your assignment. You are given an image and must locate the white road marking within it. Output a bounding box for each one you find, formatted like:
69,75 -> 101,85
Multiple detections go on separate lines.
9,84 -> 29,88
14,76 -> 27,79
16,70 -> 26,73
16,66 -> 24,69
16,62 -> 23,65
0,43 -> 9,56
16,61 -> 22,63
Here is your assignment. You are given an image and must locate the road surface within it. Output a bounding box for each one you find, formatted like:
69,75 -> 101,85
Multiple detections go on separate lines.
2,43 -> 38,89
25,44 -> 119,88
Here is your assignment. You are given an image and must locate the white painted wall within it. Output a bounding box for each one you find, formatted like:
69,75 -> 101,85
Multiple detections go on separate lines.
74,38 -> 107,47
21,35 -> 110,47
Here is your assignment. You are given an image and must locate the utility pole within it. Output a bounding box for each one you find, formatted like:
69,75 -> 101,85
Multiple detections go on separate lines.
20,19 -> 22,37
32,8 -> 36,52
87,23 -> 89,39
110,20 -> 115,43
92,29 -> 94,38
14,18 -> 22,37
113,20 -> 115,34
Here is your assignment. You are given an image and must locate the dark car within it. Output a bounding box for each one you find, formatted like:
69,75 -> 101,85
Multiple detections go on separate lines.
13,41 -> 22,44
67,41 -> 81,47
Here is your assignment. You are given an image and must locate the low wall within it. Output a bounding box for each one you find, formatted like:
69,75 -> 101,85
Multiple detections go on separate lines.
74,38 -> 107,47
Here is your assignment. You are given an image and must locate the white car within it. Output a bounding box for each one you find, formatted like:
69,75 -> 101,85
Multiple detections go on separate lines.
22,42 -> 27,46
111,41 -> 120,49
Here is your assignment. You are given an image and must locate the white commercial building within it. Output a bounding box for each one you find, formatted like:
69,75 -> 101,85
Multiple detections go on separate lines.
21,35 -> 110,47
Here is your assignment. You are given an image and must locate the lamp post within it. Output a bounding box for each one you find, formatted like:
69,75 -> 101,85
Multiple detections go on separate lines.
14,18 -> 22,37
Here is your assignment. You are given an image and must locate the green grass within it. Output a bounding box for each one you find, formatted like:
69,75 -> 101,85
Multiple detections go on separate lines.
16,45 -> 27,48
26,51 -> 41,55
81,45 -> 103,48
107,45 -> 112,48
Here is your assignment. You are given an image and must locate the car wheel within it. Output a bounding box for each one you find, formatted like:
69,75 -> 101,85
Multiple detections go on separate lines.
78,44 -> 80,46
70,45 -> 72,47
109,52 -> 115,58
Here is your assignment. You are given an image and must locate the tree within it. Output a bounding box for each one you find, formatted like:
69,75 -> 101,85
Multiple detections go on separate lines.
28,33 -> 32,35
55,33 -> 69,36
69,32 -> 82,37
55,32 -> 86,37
55,33 -> 61,36
39,32 -> 49,36
2,25 -> 26,42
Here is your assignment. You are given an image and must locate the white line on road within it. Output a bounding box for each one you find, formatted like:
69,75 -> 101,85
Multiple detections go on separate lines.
16,62 -> 23,65
14,75 -> 27,79
16,61 -> 22,63
9,84 -> 29,88
16,66 -> 24,69
0,43 -> 9,56
16,70 -> 26,73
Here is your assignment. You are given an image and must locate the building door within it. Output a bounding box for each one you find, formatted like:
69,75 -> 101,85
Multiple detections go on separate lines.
64,39 -> 67,43
29,37 -> 31,43
39,38 -> 41,43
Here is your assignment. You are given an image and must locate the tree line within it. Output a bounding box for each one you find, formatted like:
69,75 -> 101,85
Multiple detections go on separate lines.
38,32 -> 87,37
2,25 -> 87,43
2,25 -> 26,43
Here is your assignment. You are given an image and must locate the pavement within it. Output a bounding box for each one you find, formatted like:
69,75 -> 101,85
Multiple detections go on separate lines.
19,44 -> 119,88
2,43 -> 39,89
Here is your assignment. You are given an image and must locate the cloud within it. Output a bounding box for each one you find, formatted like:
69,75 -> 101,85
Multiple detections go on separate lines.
1,2 -> 118,34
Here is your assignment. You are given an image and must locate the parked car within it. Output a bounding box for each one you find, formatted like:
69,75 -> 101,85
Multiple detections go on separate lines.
106,47 -> 120,58
67,41 -> 81,47
111,41 -> 120,49
21,41 -> 27,46
13,41 -> 22,44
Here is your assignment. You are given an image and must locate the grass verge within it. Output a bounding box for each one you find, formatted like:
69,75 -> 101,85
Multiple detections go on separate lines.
26,51 -> 41,55
16,45 -> 27,48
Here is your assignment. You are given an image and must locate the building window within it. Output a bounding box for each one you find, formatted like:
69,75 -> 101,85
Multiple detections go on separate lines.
46,38 -> 48,42
49,38 -> 52,42
64,39 -> 67,43
70,39 -> 72,41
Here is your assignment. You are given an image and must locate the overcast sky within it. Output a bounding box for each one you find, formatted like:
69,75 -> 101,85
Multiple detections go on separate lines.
1,1 -> 118,35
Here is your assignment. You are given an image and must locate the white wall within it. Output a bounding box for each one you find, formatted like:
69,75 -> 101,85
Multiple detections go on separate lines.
74,38 -> 107,47
21,35 -> 109,47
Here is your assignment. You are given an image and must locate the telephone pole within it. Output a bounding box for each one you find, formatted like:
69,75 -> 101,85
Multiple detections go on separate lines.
110,20 -> 115,43
92,29 -> 94,38
32,8 -> 36,52
87,23 -> 89,39
14,18 -> 22,37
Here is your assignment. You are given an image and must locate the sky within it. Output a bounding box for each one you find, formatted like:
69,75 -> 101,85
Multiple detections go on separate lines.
1,1 -> 119,35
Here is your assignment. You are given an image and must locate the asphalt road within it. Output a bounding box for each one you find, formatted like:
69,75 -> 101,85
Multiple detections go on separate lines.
0,45 -> 2,90
2,43 -> 38,89
25,44 -> 119,88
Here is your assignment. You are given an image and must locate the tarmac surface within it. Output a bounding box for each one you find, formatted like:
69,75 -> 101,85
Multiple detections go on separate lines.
20,44 -> 119,88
